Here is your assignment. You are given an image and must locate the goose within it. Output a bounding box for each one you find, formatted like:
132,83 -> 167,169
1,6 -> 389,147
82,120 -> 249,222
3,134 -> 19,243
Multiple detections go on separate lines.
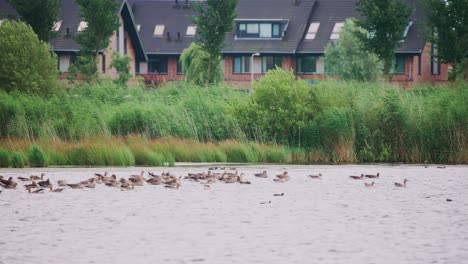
254,171 -> 268,178
365,173 -> 380,178
94,171 -> 108,178
165,182 -> 180,189
273,178 -> 287,183
1,177 -> 17,189
224,176 -> 239,184
349,174 -> 364,180
57,180 -> 67,187
30,173 -> 45,180
84,181 -> 96,188
67,183 -> 84,189
120,183 -> 134,191
38,179 -> 51,188
24,181 -> 37,189
364,181 -> 375,187
28,188 -> 44,194
273,193 -> 284,196
130,171 -> 145,179
49,186 -> 64,192
147,176 -> 163,185
394,179 -> 408,188
17,176 -> 31,182
308,173 -> 322,179
276,171 -> 289,180
260,201 -> 271,204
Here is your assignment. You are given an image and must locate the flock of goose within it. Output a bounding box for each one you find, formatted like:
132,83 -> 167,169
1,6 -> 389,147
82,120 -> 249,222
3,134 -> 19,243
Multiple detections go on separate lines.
0,168 -> 409,194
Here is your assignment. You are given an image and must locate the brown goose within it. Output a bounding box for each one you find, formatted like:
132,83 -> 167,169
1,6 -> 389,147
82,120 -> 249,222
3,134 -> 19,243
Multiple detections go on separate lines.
30,173 -> 45,180
28,188 -> 44,194
394,179 -> 408,188
24,181 -> 37,189
38,179 -> 52,188
349,174 -> 364,180
49,186 -> 64,192
1,177 -> 17,189
254,171 -> 268,178
17,176 -> 31,182
275,171 -> 289,182
57,180 -> 68,187
365,173 -> 380,179
308,173 -> 322,179
66,183 -> 84,189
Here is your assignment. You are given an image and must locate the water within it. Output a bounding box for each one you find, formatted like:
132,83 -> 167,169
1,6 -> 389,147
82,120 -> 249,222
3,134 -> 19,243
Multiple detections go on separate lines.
1,164 -> 467,264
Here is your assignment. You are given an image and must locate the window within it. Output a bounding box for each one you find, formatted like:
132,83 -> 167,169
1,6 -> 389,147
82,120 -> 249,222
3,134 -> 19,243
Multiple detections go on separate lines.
177,57 -> 184,74
297,56 -> 317,74
233,56 -> 251,74
393,56 -> 406,75
136,24 -> 141,32
148,56 -> 168,74
305,22 -> 320,40
330,22 -> 344,40
237,22 -> 281,38
53,20 -> 62,32
186,25 -> 196,36
153,24 -> 165,37
261,56 -> 282,73
77,21 -> 88,32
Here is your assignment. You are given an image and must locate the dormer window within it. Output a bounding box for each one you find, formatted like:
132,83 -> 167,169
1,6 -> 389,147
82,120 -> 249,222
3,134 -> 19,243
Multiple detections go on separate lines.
330,22 -> 344,40
236,21 -> 285,39
186,25 -> 196,36
305,22 -> 320,40
53,20 -> 62,32
77,21 -> 88,32
154,24 -> 165,37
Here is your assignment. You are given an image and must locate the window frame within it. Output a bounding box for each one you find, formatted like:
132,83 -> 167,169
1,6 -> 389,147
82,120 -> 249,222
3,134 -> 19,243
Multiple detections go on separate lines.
237,22 -> 282,39
261,56 -> 282,73
233,56 -> 251,74
148,56 -> 169,74
296,55 -> 317,74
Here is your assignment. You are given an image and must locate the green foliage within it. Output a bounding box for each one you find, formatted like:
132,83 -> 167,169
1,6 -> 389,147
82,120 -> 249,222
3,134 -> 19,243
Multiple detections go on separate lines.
68,143 -> 135,166
0,148 -> 10,167
10,151 -> 25,168
0,21 -> 58,95
75,0 -> 120,81
27,145 -> 48,167
235,68 -> 318,146
324,19 -> 382,81
67,55 -> 98,83
420,0 -> 468,80
7,0 -> 61,42
110,52 -> 132,87
190,0 -> 238,85
355,0 -> 413,79
180,43 -> 222,85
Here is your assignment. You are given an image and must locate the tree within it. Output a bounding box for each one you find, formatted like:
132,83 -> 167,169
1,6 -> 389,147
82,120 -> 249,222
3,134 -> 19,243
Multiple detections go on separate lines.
180,43 -> 222,86
7,0 -> 61,42
190,0 -> 238,85
325,19 -> 382,81
110,52 -> 132,86
74,0 -> 120,82
354,0 -> 413,80
0,21 -> 58,95
420,0 -> 468,80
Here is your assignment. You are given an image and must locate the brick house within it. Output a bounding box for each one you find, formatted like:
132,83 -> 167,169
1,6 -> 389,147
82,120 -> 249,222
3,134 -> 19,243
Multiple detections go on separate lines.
0,0 -> 449,86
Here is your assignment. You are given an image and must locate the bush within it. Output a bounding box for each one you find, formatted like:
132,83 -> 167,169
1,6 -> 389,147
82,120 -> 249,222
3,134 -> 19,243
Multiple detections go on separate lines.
27,145 -> 48,167
0,21 -> 58,95
0,148 -> 10,167
110,52 -> 132,87
10,151 -> 25,168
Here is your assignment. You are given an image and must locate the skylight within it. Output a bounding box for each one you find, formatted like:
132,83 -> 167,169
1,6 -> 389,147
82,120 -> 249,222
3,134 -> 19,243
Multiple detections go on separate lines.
53,20 -> 62,32
402,21 -> 413,38
154,24 -> 165,36
330,22 -> 344,40
305,22 -> 320,40
186,25 -> 196,36
137,24 -> 141,32
77,21 -> 88,32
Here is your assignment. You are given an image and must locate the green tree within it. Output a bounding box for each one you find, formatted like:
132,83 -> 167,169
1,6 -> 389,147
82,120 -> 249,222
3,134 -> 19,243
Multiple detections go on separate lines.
74,0 -> 120,82
110,52 -> 132,86
354,0 -> 413,80
190,0 -> 238,85
0,21 -> 58,95
420,0 -> 468,80
180,43 -> 222,86
325,18 -> 382,81
7,0 -> 61,42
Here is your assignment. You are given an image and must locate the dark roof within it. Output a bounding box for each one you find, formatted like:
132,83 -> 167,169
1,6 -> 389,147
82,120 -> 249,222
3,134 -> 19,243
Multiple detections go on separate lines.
222,0 -> 316,54
129,0 -> 197,55
0,0 -> 17,18
297,0 -> 426,54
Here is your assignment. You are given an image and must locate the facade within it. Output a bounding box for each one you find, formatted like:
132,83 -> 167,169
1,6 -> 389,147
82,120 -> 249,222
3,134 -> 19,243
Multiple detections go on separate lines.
0,0 -> 449,86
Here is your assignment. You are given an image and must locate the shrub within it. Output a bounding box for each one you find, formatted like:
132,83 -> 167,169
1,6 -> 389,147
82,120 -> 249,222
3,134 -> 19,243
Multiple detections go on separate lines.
28,145 -> 48,167
0,21 -> 58,95
110,52 -> 132,87
0,148 -> 10,167
10,151 -> 25,168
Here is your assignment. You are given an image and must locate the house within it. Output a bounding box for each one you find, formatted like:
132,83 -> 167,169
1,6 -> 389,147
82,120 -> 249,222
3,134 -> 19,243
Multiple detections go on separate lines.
0,0 -> 147,79
0,0 -> 449,86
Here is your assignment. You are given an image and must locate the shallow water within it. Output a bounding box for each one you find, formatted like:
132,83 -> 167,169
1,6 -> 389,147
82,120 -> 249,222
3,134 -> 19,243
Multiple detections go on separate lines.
1,164 -> 467,264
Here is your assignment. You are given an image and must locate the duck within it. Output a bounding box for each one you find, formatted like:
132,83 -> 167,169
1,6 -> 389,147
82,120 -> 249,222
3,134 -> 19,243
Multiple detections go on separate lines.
30,173 -> 45,180
364,181 -> 375,187
239,173 -> 251,184
394,179 -> 408,188
365,173 -> 380,178
0,177 -> 17,189
147,176 -> 163,185
120,182 -> 134,191
308,173 -> 322,179
254,171 -> 268,178
349,174 -> 364,180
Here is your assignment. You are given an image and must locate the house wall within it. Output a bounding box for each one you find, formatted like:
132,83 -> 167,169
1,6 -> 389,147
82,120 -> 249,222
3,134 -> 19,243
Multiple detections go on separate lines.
137,55 -> 185,86
58,53 -> 71,73
98,30 -> 137,79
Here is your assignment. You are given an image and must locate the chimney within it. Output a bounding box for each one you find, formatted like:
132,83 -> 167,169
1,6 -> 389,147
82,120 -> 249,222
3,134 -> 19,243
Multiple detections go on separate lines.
66,27 -> 70,37
177,32 -> 181,41
183,0 -> 189,9
166,31 -> 171,41
173,0 -> 180,9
